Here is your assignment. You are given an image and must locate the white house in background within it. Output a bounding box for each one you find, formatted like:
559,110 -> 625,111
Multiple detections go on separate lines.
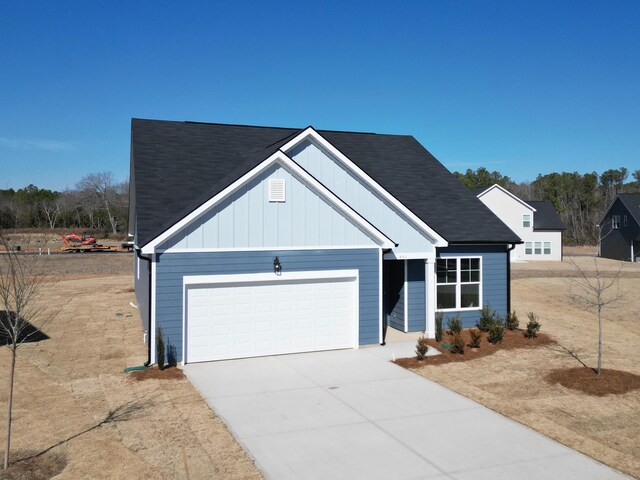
475,184 -> 564,262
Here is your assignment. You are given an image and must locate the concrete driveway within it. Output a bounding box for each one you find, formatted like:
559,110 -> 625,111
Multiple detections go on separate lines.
184,341 -> 629,480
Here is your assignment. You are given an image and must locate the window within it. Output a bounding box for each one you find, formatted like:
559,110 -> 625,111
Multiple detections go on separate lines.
525,242 -> 532,254
544,242 -> 551,255
612,215 -> 621,229
624,215 -> 628,227
534,242 -> 542,254
523,214 -> 531,228
436,257 -> 481,310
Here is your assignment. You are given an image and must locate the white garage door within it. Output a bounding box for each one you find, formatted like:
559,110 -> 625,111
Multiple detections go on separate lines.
185,270 -> 358,363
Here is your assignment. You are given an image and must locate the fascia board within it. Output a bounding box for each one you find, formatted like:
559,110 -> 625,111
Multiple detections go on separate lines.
141,151 -> 396,253
280,127 -> 448,247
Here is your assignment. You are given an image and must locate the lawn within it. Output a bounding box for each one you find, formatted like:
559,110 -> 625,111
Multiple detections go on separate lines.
406,253 -> 640,479
0,253 -> 262,479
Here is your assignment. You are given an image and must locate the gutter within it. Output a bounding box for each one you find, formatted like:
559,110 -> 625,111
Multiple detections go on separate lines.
135,247 -> 153,367
506,243 -> 517,314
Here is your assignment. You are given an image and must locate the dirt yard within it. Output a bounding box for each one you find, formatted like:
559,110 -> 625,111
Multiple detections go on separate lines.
0,253 -> 262,479
409,254 -> 640,479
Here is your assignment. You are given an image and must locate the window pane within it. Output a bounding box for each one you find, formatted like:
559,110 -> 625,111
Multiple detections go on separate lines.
544,242 -> 551,254
534,242 -> 542,254
525,242 -> 532,254
460,258 -> 480,283
437,285 -> 456,309
461,284 -> 479,308
523,215 -> 531,227
437,258 -> 457,283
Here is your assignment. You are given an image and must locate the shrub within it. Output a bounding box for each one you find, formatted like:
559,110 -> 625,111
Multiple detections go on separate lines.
477,305 -> 499,332
156,326 -> 165,371
468,328 -> 483,348
449,332 -> 465,354
167,342 -> 177,368
487,323 -> 504,344
446,315 -> 462,335
435,311 -> 443,342
415,336 -> 430,360
505,310 -> 519,330
525,312 -> 541,338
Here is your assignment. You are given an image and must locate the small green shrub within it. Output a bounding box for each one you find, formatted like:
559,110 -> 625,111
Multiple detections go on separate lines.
435,311 -> 443,342
468,328 -> 483,348
449,332 -> 465,354
477,305 -> 499,332
415,336 -> 430,360
167,342 -> 177,368
156,326 -> 165,370
505,310 -> 519,330
487,323 -> 504,344
525,312 -> 541,338
446,315 -> 462,335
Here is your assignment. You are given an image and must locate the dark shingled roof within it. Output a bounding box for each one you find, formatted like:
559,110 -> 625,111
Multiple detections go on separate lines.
618,193 -> 640,227
526,201 -> 565,231
131,119 -> 521,247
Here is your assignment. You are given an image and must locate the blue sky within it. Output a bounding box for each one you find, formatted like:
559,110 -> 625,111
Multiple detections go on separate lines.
1,0 -> 638,191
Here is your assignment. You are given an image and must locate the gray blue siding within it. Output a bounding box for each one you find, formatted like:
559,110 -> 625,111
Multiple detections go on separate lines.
437,245 -> 508,329
155,248 -> 381,361
406,260 -> 426,332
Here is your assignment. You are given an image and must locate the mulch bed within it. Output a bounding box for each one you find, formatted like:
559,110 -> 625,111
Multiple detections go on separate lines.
547,367 -> 640,396
394,329 -> 555,368
128,366 -> 186,381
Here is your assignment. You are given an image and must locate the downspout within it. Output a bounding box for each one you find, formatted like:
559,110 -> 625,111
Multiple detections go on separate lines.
506,243 -> 516,314
135,248 -> 153,367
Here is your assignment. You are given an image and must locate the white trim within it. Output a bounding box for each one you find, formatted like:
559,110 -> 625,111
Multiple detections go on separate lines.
280,127 -> 448,247
141,150 -> 395,253
476,184 -> 536,212
384,250 -> 436,260
435,256 -> 483,312
403,259 -> 408,333
157,245 -> 379,254
378,248 -> 383,344
182,269 -> 359,364
150,256 -> 157,364
425,259 -> 435,338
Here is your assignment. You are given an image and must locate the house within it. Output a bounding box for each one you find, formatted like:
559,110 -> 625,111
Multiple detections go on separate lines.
129,119 -> 521,365
475,184 -> 564,262
599,193 -> 640,262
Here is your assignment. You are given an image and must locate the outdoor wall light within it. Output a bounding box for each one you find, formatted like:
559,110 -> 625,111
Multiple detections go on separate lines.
273,256 -> 282,275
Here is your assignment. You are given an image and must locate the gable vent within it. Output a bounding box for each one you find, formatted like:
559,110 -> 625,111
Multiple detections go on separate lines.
268,179 -> 286,202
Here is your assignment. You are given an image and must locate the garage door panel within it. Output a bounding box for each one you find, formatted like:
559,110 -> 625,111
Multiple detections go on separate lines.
186,274 -> 357,363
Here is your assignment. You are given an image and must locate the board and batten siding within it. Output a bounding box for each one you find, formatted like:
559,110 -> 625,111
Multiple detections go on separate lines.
437,245 -> 508,328
406,259 -> 426,332
159,163 -> 378,251
601,198 -> 639,262
288,139 -> 436,256
154,248 -> 381,362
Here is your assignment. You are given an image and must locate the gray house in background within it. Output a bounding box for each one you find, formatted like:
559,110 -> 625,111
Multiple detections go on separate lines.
599,193 -> 640,262
129,119 -> 521,365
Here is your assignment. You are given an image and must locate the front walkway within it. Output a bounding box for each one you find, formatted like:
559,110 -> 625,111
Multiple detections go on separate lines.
184,340 -> 628,480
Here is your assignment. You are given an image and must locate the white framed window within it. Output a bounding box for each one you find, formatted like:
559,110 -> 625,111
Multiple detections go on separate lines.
534,242 -> 542,254
523,214 -> 531,228
268,179 -> 286,202
544,242 -> 551,255
612,215 -> 621,229
624,215 -> 628,227
525,242 -> 532,254
436,257 -> 481,311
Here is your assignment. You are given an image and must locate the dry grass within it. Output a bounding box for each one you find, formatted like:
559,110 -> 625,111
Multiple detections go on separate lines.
407,255 -> 640,479
0,451 -> 67,480
0,258 -> 263,479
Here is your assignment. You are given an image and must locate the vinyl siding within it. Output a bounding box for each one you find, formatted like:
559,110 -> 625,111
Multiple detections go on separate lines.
154,248 -> 380,361
407,259 -> 426,332
159,163 -> 378,251
134,253 -> 151,335
437,245 -> 508,328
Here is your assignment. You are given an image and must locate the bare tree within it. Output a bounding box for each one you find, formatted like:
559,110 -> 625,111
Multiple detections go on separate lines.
40,199 -> 60,229
0,234 -> 61,469
567,256 -> 623,375
76,172 -> 120,234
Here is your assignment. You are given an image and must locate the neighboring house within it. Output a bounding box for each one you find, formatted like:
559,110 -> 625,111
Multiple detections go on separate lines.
129,119 -> 521,365
475,184 -> 564,262
599,193 -> 640,262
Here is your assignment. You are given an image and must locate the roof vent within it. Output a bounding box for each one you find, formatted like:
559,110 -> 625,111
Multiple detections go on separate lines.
268,179 -> 286,202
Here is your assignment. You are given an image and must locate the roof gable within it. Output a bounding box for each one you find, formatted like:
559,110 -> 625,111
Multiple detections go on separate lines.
525,201 -> 565,231
476,184 -> 536,211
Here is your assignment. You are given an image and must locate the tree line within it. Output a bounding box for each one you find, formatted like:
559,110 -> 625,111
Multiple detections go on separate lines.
0,172 -> 128,235
454,167 -> 640,244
